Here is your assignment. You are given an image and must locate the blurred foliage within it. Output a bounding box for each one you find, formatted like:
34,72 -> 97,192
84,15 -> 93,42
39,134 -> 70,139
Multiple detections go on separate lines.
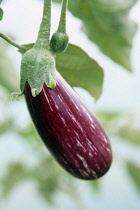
96,111 -> 121,127
0,39 -> 19,93
0,7 -> 3,20
90,179 -> 101,192
127,162 -> 140,192
97,111 -> 140,146
0,0 -> 3,5
0,119 -> 15,134
32,157 -> 63,203
53,0 -> 137,71
1,162 -> 30,198
119,126 -> 140,146
0,157 -> 64,203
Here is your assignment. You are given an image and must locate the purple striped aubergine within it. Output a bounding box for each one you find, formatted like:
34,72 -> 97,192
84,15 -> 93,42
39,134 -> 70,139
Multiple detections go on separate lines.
24,70 -> 112,180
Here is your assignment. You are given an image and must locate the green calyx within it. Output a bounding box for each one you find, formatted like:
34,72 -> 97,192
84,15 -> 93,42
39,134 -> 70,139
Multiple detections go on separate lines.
20,48 -> 56,97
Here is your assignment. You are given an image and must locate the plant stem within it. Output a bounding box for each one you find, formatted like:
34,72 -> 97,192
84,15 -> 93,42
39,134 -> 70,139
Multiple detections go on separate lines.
0,32 -> 26,51
34,0 -> 51,50
58,0 -> 68,33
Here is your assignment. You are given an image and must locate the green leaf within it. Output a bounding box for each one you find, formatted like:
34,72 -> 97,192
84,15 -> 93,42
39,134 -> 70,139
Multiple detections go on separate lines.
56,44 -> 104,100
127,162 -> 140,192
0,7 -> 3,21
53,0 -> 137,71
19,43 -> 104,100
0,40 -> 19,93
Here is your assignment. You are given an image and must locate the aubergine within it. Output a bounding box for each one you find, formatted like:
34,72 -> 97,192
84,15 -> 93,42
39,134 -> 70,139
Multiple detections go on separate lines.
24,70 -> 112,180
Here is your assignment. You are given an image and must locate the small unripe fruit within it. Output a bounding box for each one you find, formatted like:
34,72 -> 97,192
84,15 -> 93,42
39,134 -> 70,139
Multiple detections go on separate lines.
50,32 -> 69,54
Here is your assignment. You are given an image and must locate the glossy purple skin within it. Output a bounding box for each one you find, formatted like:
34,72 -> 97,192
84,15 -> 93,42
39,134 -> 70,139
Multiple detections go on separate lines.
24,71 -> 112,180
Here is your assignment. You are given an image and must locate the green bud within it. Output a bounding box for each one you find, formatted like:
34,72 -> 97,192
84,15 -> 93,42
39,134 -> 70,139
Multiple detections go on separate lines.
50,32 -> 69,54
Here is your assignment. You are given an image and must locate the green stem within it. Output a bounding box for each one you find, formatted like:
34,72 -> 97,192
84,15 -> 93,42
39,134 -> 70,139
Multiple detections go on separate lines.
0,32 -> 26,51
58,0 -> 68,33
34,0 -> 51,50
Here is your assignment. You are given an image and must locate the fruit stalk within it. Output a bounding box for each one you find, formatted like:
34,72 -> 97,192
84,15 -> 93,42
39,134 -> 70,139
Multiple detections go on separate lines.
0,33 -> 26,51
57,0 -> 68,33
34,0 -> 51,50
